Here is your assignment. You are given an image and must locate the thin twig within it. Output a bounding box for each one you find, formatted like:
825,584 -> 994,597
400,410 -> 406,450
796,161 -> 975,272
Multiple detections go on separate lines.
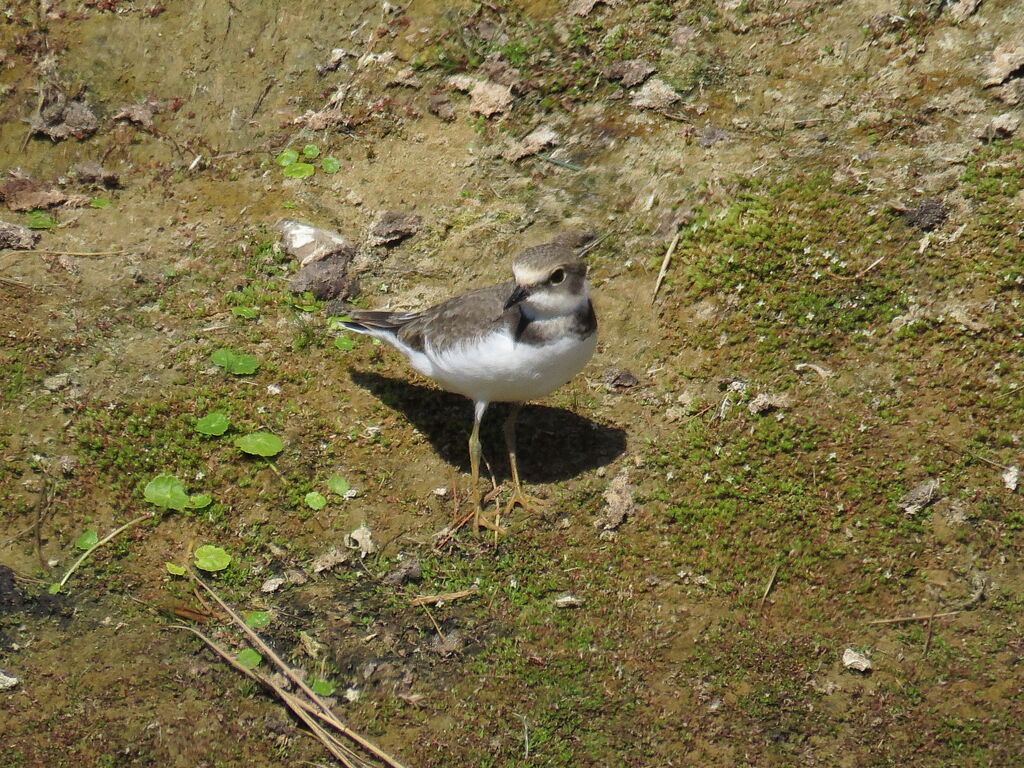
171,625 -> 364,768
652,229 -> 681,302
21,248 -> 128,257
866,610 -> 963,626
189,572 -> 409,768
825,255 -> 885,282
410,587 -> 478,607
758,562 -> 781,613
533,153 -> 582,171
923,610 -> 936,658
55,514 -> 151,591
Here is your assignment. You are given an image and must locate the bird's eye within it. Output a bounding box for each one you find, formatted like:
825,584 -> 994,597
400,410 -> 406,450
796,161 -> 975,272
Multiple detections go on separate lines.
549,268 -> 565,285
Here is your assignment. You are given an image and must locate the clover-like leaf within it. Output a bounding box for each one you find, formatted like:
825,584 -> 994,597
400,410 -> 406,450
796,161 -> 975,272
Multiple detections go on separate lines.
194,544 -> 231,572
310,678 -> 336,696
211,348 -> 260,375
144,474 -> 190,511
196,411 -> 230,436
321,156 -> 341,174
283,162 -> 316,179
27,210 -> 58,230
334,336 -> 356,352
237,648 -> 263,669
234,432 -> 284,457
327,475 -> 350,496
187,493 -> 213,509
302,143 -> 321,159
276,149 -> 299,166
305,491 -> 327,510
244,610 -> 270,628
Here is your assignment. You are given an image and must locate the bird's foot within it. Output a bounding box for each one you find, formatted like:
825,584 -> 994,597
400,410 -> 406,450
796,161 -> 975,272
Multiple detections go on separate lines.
502,487 -> 548,517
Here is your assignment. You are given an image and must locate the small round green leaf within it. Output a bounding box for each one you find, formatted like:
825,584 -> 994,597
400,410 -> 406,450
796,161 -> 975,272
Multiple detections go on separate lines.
75,529 -> 99,550
310,678 -> 336,696
276,149 -> 299,166
283,162 -> 316,179
302,143 -> 321,159
48,583 -> 61,595
305,491 -> 327,510
321,156 -> 341,174
244,610 -> 271,628
166,562 -> 187,576
187,493 -> 213,509
234,432 -> 284,457
144,474 -> 190,511
231,306 -> 258,319
89,197 -> 111,209
194,544 -> 232,572
237,648 -> 263,669
27,211 -> 58,230
334,336 -> 356,352
327,475 -> 350,496
196,411 -> 230,436
211,348 -> 260,375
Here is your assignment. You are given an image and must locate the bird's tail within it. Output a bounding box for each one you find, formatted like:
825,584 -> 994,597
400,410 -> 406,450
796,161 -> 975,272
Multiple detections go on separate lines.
340,310 -> 419,342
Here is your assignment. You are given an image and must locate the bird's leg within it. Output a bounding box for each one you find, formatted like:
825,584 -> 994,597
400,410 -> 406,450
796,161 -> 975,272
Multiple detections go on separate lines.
469,401 -> 504,535
502,403 -> 548,517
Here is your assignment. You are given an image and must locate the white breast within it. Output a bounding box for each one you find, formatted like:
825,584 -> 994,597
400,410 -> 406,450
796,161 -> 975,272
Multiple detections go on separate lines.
412,329 -> 597,404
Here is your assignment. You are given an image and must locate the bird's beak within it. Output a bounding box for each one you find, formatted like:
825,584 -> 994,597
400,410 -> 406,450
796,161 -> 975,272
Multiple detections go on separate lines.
504,284 -> 530,310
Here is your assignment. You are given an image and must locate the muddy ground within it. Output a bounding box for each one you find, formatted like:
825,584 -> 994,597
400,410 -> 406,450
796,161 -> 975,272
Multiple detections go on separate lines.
1,1 -> 1022,766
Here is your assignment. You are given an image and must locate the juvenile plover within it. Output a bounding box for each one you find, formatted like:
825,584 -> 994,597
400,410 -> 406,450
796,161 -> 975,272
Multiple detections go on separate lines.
341,241 -> 597,533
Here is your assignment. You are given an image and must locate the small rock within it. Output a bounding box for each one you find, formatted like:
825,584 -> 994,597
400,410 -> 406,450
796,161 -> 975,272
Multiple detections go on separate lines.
504,125 -> 560,162
275,219 -> 355,266
948,0 -> 981,22
603,368 -> 639,392
310,548 -> 349,574
43,373 -> 71,392
902,199 -> 947,232
427,92 -> 456,122
468,80 -> 513,117
289,252 -> 360,301
430,629 -> 464,656
697,124 -> 730,148
748,392 -> 790,414
0,669 -> 19,691
367,210 -> 422,247
899,478 -> 941,515
980,112 -> 1022,142
480,54 -> 525,93
317,48 -> 352,76
983,44 -> 1024,87
630,78 -> 679,110
260,576 -> 285,593
603,59 -> 655,88
31,85 -> 99,141
594,467 -> 634,531
0,221 -> 40,250
390,67 -> 421,88
284,568 -> 308,586
71,161 -> 120,188
570,0 -> 612,15
113,100 -> 159,130
383,557 -> 422,586
0,178 -> 70,212
344,523 -> 377,558
554,593 -> 584,608
842,648 -> 872,673
1003,465 -> 1019,492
